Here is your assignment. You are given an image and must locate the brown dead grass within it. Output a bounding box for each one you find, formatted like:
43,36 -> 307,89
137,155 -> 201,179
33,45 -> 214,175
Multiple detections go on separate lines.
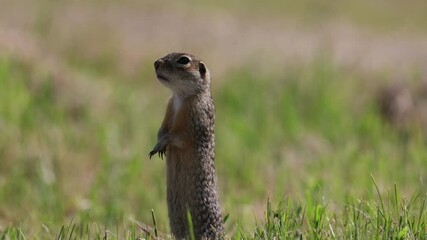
1,1 -> 427,82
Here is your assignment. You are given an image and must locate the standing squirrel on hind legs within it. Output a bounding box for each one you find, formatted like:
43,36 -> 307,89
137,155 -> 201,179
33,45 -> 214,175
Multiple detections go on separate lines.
149,53 -> 224,239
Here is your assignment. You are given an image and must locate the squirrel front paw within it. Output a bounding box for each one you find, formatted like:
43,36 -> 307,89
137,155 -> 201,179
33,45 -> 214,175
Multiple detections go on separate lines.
149,142 -> 167,159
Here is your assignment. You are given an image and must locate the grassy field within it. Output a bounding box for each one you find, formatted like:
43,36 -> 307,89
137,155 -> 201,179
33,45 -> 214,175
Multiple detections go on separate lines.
1,0 -> 427,239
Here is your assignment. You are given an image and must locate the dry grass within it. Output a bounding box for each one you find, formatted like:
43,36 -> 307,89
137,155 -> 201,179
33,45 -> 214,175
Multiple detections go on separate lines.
1,0 -> 427,80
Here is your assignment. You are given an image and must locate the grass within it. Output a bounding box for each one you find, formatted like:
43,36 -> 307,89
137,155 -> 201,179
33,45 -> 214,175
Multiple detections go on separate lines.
1,186 -> 426,238
187,0 -> 427,32
1,1 -> 427,239
0,53 -> 426,238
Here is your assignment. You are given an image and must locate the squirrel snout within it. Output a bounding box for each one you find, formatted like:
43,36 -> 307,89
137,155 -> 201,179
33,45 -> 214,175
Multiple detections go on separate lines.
154,59 -> 164,70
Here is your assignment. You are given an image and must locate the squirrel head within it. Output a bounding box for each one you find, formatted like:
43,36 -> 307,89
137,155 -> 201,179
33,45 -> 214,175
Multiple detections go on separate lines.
154,53 -> 211,97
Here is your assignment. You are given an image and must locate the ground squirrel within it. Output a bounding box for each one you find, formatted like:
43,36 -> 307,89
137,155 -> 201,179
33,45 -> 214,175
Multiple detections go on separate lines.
149,53 -> 224,239
378,83 -> 414,126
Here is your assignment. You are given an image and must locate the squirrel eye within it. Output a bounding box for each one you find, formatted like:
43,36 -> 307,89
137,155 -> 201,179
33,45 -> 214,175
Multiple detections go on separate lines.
176,56 -> 190,65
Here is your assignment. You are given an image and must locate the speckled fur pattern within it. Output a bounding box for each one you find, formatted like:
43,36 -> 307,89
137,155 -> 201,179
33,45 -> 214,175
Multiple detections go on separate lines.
150,53 -> 224,239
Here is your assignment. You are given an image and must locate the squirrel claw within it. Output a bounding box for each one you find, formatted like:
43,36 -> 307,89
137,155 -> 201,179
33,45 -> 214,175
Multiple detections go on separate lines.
149,148 -> 166,159
158,150 -> 166,159
149,150 -> 156,159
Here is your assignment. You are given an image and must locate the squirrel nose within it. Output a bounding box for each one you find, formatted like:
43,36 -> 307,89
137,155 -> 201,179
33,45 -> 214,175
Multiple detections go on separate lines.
154,59 -> 164,70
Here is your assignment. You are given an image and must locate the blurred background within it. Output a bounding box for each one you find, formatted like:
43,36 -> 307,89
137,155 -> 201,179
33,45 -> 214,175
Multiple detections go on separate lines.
1,0 -> 427,237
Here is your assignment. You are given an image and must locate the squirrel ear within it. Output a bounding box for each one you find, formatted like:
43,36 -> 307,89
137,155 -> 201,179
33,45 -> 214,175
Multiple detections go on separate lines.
199,62 -> 207,77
